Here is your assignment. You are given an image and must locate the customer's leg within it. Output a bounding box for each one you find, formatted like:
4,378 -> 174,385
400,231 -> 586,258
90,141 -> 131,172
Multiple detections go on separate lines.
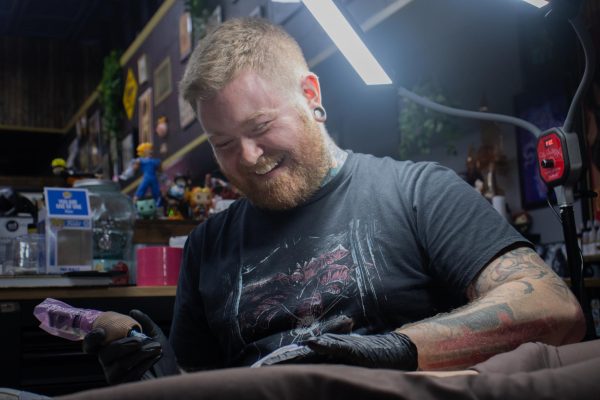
469,356 -> 600,400
471,339 -> 600,374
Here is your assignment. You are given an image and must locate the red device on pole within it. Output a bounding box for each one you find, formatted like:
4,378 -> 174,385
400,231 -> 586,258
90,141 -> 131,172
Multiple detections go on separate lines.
536,127 -> 582,188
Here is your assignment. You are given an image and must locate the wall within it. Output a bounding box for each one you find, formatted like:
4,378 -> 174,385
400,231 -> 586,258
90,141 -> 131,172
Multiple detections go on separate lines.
0,37 -> 102,130
67,0 -> 585,243
269,0 -> 582,243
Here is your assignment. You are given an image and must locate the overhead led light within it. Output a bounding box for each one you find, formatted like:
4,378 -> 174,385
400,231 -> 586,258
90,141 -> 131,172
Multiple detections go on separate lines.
520,0 -> 549,8
302,0 -> 392,85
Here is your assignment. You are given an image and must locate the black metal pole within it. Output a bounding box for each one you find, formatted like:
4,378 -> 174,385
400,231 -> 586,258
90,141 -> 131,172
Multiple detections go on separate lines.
560,203 -> 597,339
560,204 -> 583,302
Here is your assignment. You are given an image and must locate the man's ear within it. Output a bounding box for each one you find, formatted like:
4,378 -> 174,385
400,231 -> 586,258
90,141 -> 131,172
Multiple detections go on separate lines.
300,73 -> 322,108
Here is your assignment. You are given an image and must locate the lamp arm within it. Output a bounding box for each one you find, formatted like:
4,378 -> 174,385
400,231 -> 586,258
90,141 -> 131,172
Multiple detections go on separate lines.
562,12 -> 596,134
397,86 -> 543,138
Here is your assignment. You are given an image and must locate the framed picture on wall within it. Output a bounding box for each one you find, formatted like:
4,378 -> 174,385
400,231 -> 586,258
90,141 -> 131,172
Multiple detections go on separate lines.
121,133 -> 134,172
138,88 -> 153,145
514,86 -> 568,209
179,12 -> 192,60
178,92 -> 195,128
137,54 -> 149,85
88,110 -> 102,171
154,57 -> 172,105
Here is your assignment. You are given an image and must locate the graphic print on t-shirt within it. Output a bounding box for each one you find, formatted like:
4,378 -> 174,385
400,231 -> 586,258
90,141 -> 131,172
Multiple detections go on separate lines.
236,219 -> 389,346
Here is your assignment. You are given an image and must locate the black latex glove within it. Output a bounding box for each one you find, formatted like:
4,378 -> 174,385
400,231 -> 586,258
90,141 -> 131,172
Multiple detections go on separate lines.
303,331 -> 418,370
83,309 -> 179,384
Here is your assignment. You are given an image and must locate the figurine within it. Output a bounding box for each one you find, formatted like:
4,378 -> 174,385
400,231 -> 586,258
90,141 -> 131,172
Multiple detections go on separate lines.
156,116 -> 169,154
135,197 -> 157,219
120,143 -> 163,207
189,186 -> 213,221
51,158 -> 95,186
166,185 -> 185,220
165,174 -> 191,220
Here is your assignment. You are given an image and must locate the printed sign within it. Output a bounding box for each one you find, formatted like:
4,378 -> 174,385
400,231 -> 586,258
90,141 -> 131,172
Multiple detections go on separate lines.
44,188 -> 91,219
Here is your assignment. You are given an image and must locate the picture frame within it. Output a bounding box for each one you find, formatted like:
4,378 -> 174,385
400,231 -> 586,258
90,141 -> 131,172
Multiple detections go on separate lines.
178,92 -> 195,129
88,110 -> 102,171
121,133 -> 134,172
138,88 -> 154,145
153,57 -> 172,106
137,54 -> 149,85
179,12 -> 192,61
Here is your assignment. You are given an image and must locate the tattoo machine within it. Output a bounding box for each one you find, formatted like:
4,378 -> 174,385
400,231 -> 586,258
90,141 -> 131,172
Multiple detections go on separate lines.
33,298 -> 149,343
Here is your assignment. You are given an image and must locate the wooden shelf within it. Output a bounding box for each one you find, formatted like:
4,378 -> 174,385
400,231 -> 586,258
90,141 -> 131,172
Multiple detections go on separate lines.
583,254 -> 600,263
563,278 -> 600,288
133,219 -> 198,244
0,175 -> 65,191
0,285 -> 176,300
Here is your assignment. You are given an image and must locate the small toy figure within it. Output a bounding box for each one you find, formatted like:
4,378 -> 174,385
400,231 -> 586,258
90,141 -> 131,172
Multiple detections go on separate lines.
189,186 -> 212,221
166,185 -> 185,220
156,116 -> 169,154
120,143 -> 163,207
51,158 -> 95,186
135,197 -> 157,219
165,174 -> 191,220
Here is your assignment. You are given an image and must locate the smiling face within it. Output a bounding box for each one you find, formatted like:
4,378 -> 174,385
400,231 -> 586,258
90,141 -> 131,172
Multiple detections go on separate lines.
198,70 -> 331,210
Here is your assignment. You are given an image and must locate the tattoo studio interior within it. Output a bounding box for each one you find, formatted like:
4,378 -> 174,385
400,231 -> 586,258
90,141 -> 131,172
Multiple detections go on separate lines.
1,0 -> 600,399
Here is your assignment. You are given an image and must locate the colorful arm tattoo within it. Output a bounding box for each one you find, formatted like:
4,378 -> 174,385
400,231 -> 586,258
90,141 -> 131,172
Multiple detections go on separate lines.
398,247 -> 583,370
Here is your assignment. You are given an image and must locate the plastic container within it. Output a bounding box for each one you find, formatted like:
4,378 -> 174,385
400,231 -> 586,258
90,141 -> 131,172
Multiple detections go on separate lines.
74,179 -> 135,267
136,246 -> 183,286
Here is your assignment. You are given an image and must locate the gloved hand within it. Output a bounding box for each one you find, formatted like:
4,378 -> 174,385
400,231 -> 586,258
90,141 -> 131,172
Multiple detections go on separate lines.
83,309 -> 179,384
303,331 -> 418,370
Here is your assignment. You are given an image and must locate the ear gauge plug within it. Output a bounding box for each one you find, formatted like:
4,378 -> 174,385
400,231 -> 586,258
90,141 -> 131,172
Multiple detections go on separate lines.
313,106 -> 327,121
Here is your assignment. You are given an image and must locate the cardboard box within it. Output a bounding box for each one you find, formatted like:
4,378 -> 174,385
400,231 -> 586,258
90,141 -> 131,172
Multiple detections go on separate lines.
42,188 -> 93,273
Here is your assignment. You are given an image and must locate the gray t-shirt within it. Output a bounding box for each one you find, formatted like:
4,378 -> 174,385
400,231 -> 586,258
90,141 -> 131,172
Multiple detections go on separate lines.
170,152 -> 529,370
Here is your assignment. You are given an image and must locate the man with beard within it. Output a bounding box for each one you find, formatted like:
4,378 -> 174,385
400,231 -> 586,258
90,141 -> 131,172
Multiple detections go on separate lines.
83,17 -> 584,386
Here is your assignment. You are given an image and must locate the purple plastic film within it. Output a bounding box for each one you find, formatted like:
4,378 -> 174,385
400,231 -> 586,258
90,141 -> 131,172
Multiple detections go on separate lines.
33,298 -> 102,341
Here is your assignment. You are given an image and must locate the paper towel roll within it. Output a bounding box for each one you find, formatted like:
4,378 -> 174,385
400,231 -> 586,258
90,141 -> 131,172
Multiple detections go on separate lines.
492,195 -> 509,220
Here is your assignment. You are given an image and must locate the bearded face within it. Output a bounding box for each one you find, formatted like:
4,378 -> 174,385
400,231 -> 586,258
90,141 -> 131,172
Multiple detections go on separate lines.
220,109 -> 330,210
199,70 -> 332,210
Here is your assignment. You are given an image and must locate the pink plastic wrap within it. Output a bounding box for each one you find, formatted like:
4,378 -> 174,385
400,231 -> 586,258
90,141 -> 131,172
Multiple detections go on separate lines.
33,298 -> 102,341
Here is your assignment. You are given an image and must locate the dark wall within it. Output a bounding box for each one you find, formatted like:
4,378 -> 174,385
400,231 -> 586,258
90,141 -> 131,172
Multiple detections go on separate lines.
0,37 -> 102,129
119,0 -> 218,188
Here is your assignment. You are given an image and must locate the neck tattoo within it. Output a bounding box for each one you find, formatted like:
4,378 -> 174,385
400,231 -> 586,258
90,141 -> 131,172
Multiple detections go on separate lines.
320,141 -> 348,187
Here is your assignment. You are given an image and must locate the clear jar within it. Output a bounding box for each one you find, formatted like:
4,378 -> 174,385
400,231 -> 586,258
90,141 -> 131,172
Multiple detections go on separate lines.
73,179 -> 135,261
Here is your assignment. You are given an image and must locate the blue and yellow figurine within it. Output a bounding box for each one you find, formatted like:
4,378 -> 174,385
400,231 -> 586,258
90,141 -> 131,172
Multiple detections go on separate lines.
121,143 -> 163,207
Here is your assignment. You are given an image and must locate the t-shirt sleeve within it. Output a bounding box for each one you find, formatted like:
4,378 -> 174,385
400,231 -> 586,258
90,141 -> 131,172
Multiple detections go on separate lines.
169,226 -> 223,371
408,162 -> 531,294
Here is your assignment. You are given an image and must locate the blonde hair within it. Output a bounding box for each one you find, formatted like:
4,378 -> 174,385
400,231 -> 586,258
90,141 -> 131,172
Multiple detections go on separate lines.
180,18 -> 309,107
136,142 -> 153,156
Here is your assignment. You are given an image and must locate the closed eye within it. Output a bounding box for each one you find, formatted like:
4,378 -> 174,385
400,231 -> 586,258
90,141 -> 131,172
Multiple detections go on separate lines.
252,120 -> 272,135
213,139 -> 234,149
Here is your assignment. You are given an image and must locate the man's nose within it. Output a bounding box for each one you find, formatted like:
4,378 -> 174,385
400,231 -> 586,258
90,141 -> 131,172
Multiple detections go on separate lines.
239,138 -> 263,166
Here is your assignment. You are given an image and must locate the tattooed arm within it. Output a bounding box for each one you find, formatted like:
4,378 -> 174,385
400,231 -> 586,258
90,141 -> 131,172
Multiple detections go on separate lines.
397,246 -> 585,370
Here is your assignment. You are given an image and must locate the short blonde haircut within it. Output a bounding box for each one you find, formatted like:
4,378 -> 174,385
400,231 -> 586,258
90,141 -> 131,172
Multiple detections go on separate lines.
136,142 -> 153,156
180,18 -> 309,107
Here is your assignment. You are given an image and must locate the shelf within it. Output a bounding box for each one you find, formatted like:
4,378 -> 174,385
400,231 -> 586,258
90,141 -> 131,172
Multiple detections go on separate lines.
133,219 -> 198,244
583,254 -> 600,263
0,175 -> 65,191
563,278 -> 600,288
0,285 -> 176,300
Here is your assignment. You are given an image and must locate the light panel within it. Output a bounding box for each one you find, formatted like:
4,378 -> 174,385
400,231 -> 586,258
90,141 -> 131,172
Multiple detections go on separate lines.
520,0 -> 549,8
302,0 -> 392,85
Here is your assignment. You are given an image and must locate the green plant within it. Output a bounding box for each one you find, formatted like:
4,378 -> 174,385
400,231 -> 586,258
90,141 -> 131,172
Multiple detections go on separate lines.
398,81 -> 462,159
185,0 -> 212,43
98,50 -> 123,141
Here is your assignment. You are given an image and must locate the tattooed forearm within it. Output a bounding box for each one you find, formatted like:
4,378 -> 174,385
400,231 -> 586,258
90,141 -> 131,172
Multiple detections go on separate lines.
471,247 -> 570,300
397,246 -> 584,370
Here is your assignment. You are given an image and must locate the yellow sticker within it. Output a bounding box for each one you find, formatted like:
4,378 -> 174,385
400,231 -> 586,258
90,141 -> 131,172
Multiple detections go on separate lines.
122,68 -> 139,120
